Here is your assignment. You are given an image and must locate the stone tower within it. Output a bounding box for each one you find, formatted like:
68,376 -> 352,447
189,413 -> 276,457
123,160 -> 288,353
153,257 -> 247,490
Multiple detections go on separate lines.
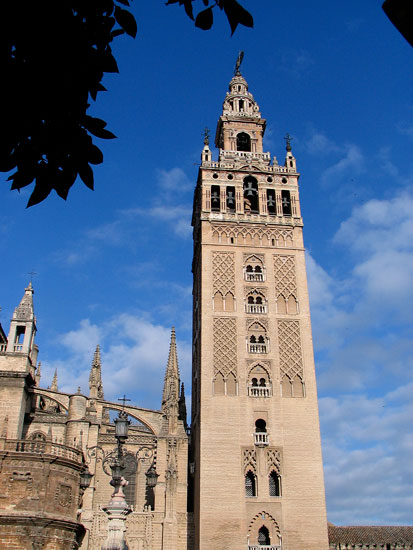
0,282 -> 38,439
190,65 -> 329,550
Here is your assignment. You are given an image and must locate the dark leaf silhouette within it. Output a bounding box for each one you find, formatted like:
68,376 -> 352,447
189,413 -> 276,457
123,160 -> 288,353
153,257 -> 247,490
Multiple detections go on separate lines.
79,164 -> 95,191
195,7 -> 213,30
223,0 -> 253,35
1,0 -> 254,206
115,6 -> 138,37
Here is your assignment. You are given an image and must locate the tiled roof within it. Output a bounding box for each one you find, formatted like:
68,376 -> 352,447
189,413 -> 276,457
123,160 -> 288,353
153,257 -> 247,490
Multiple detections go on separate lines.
329,525 -> 413,544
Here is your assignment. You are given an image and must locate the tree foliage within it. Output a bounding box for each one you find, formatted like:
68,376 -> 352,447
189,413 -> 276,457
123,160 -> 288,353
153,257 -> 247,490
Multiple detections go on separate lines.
1,1 -> 252,207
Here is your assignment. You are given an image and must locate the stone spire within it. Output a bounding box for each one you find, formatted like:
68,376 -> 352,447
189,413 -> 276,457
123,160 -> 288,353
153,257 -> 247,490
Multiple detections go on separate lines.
13,282 -> 35,323
162,327 -> 180,405
89,344 -> 104,400
5,281 -> 38,364
162,327 -> 180,417
50,369 -> 58,392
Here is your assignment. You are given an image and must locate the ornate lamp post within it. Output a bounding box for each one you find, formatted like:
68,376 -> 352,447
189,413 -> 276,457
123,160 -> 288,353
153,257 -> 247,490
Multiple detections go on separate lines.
86,401 -> 158,550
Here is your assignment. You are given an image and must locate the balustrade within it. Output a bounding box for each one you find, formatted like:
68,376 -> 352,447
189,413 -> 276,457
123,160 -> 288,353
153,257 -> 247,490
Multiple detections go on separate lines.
246,304 -> 267,314
254,432 -> 269,446
4,439 -> 83,463
245,273 -> 264,282
248,344 -> 267,354
248,385 -> 272,398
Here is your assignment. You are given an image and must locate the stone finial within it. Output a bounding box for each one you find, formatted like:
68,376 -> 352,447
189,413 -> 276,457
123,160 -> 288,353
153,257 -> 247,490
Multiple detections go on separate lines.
203,127 -> 210,146
89,344 -> 104,400
35,361 -> 41,386
50,369 -> 58,392
284,132 -> 293,152
234,50 -> 244,76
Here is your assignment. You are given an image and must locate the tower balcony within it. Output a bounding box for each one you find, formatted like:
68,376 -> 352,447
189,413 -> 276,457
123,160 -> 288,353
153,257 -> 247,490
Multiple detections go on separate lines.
245,273 -> 264,282
248,343 -> 267,354
246,304 -> 267,314
254,432 -> 269,446
248,385 -> 272,398
219,149 -> 271,163
248,546 -> 281,550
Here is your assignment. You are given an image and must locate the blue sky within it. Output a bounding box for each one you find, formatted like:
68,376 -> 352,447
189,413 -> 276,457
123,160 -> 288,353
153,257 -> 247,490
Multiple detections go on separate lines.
1,0 -> 412,526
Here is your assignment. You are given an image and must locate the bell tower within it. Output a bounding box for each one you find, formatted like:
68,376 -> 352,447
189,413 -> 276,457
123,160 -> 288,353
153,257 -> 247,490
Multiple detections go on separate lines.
191,59 -> 329,550
0,282 -> 38,439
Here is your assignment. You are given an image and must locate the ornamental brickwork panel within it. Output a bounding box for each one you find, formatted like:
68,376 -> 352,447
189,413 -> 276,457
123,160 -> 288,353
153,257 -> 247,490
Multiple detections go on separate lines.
266,448 -> 281,474
243,448 -> 257,474
211,223 -> 293,247
212,252 -> 235,294
273,255 -> 297,298
277,320 -> 304,380
213,317 -> 237,378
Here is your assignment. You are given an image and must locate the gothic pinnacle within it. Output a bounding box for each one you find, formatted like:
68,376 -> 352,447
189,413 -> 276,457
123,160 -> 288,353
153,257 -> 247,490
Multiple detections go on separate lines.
50,369 -> 58,392
89,344 -> 104,399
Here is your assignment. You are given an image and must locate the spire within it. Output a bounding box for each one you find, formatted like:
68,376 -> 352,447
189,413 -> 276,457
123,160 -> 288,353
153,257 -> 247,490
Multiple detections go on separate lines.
50,368 -> 58,391
89,344 -> 104,399
13,282 -> 35,322
162,327 -> 180,414
5,281 -> 37,362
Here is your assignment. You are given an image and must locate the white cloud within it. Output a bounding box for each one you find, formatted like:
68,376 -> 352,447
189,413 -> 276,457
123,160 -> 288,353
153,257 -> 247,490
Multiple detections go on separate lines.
40,315 -> 191,412
321,144 -> 365,187
156,167 -> 192,192
307,189 -> 413,523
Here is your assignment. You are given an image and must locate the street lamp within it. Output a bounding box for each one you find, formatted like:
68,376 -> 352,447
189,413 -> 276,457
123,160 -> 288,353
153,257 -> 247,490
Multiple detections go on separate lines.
87,404 -> 159,550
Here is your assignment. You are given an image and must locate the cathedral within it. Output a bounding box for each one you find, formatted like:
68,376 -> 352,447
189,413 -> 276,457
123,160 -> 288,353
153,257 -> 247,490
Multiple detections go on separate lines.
0,67 -> 412,550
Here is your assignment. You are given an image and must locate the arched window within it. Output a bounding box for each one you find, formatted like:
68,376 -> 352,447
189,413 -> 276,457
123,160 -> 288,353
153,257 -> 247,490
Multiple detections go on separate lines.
245,471 -> 256,497
251,377 -> 258,387
281,189 -> 292,216
211,185 -> 220,211
237,132 -> 251,152
243,176 -> 258,213
255,419 -> 266,433
258,526 -> 270,546
269,471 -> 281,496
259,378 -> 266,387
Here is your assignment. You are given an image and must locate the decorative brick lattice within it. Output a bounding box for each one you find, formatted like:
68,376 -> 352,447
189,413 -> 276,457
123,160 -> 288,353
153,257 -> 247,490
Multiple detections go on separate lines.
273,255 -> 297,298
246,318 -> 268,331
266,448 -> 281,474
243,448 -> 257,474
213,317 -> 237,377
211,223 -> 293,247
277,320 -> 303,380
213,252 -> 235,294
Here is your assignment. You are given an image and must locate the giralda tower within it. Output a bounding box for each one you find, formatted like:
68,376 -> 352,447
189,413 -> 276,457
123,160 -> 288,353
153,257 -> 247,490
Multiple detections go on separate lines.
190,60 -> 329,550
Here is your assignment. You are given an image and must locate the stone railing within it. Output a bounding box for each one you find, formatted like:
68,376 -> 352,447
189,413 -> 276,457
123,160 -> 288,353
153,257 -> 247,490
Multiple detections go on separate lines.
248,385 -> 272,398
219,150 -> 271,162
249,545 -> 281,550
248,344 -> 267,354
13,344 -> 23,352
246,304 -> 267,314
245,273 -> 264,282
3,439 -> 83,463
254,432 -> 269,446
0,344 -> 6,352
